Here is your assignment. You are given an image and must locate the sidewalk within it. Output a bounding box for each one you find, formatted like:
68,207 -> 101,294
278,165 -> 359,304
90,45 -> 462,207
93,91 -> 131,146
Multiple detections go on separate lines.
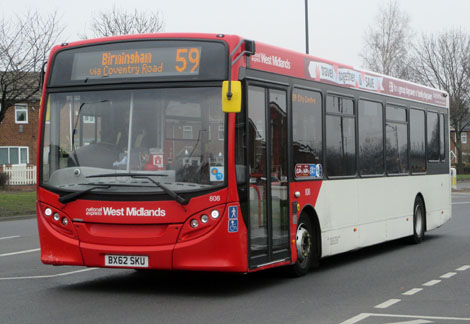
454,180 -> 470,192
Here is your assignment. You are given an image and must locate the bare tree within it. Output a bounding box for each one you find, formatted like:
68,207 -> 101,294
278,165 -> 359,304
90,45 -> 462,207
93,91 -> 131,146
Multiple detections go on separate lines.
412,29 -> 470,173
360,0 -> 413,79
0,10 -> 63,123
86,6 -> 164,38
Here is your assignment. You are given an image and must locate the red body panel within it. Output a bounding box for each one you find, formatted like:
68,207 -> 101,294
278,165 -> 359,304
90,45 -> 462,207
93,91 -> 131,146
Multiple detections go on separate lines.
37,202 -> 84,266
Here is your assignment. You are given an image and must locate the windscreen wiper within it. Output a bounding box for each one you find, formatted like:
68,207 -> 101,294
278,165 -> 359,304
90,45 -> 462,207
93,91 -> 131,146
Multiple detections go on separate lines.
86,173 -> 189,206
58,182 -> 159,204
133,176 -> 190,206
59,185 -> 110,204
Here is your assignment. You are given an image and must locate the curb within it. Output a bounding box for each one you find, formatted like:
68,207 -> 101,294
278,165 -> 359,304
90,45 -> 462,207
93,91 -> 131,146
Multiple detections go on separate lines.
0,214 -> 36,222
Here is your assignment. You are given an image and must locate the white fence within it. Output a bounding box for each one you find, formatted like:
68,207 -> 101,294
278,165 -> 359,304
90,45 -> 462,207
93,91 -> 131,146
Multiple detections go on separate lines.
3,165 -> 36,185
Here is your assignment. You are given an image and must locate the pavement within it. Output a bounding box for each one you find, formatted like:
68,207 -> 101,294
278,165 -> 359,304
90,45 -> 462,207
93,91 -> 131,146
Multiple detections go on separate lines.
454,179 -> 470,191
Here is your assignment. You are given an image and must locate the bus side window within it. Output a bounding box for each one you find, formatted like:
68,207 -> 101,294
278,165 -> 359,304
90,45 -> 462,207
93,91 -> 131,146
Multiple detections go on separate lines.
410,108 -> 426,173
292,88 -> 323,179
325,95 -> 356,177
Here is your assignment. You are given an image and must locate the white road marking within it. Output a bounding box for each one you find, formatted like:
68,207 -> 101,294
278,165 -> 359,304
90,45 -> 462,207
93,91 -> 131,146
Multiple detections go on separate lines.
0,235 -> 20,240
340,313 -> 470,324
339,313 -> 371,324
402,288 -> 423,296
451,202 -> 470,205
374,299 -> 401,309
0,268 -> 98,280
441,272 -> 457,279
0,248 -> 40,258
457,265 -> 470,271
385,320 -> 432,324
422,280 -> 441,287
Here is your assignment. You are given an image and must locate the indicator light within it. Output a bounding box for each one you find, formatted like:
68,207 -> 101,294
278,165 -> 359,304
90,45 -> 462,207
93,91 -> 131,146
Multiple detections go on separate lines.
45,208 -> 52,216
201,214 -> 209,223
210,210 -> 220,219
61,217 -> 68,226
190,219 -> 199,228
53,213 -> 60,221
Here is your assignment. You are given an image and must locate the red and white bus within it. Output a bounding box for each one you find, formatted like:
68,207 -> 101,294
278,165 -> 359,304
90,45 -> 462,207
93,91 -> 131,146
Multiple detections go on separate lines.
37,33 -> 451,276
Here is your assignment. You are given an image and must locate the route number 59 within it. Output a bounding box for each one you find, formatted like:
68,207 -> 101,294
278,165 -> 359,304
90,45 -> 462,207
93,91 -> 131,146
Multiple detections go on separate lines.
176,48 -> 200,73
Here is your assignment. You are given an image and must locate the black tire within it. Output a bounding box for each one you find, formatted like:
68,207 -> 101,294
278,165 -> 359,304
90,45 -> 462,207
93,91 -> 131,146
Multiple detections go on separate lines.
289,214 -> 318,277
410,196 -> 425,244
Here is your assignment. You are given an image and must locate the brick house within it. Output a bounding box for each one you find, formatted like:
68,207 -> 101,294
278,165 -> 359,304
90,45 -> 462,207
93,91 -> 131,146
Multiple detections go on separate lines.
450,125 -> 470,164
0,97 -> 41,172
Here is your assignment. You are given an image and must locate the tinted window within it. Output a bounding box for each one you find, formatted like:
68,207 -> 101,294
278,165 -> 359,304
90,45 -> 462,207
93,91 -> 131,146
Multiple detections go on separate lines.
427,112 -> 439,161
386,105 -> 408,174
326,96 -> 356,177
326,95 -> 354,114
440,114 -> 445,161
410,109 -> 426,173
292,89 -> 322,179
359,100 -> 383,175
387,105 -> 407,122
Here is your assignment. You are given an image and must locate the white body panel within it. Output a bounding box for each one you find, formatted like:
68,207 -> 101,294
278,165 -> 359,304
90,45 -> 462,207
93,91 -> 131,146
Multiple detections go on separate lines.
316,174 -> 451,258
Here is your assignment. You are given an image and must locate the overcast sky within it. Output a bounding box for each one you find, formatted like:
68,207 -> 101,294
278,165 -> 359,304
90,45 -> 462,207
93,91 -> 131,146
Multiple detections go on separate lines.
2,0 -> 470,67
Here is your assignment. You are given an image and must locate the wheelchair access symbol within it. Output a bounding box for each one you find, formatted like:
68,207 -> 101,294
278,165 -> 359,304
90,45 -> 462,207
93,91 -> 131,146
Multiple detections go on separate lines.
228,206 -> 238,233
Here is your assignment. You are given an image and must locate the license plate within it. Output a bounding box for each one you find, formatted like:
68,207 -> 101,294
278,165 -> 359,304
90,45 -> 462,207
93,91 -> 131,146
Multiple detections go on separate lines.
105,255 -> 149,268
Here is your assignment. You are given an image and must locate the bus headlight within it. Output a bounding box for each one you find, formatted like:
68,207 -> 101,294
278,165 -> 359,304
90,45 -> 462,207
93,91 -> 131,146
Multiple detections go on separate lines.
45,208 -> 52,216
210,210 -> 220,219
178,206 -> 226,242
190,219 -> 199,228
200,215 -> 209,223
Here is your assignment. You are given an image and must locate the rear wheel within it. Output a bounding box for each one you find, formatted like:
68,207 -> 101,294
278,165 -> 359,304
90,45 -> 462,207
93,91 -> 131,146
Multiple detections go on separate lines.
411,197 -> 425,244
289,214 -> 318,277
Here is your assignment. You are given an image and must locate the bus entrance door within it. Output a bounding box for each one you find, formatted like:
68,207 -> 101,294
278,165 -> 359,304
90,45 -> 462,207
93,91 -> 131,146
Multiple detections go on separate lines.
247,85 -> 290,268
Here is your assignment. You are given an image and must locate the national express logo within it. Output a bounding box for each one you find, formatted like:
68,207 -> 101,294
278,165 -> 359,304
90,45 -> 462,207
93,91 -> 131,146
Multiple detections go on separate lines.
251,52 -> 291,70
85,207 -> 166,217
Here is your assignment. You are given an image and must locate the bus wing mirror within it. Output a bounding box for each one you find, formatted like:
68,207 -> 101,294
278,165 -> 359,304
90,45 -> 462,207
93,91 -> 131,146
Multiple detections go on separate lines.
222,81 -> 241,113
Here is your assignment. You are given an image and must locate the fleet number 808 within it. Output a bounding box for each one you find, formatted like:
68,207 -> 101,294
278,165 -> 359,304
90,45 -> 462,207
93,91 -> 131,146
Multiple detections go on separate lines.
209,195 -> 221,202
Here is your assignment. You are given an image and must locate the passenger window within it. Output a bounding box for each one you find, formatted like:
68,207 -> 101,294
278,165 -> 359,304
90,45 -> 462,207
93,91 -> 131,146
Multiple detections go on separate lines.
410,108 -> 426,173
292,89 -> 323,179
359,100 -> 384,175
326,95 -> 356,177
386,105 -> 408,174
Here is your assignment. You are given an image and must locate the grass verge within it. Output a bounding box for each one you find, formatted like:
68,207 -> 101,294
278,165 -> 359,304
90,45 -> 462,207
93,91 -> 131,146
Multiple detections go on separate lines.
0,191 -> 36,218
457,174 -> 470,181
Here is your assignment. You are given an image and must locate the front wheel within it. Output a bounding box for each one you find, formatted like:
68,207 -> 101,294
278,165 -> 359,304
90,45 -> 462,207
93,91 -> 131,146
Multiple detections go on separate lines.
410,197 -> 425,244
289,214 -> 318,277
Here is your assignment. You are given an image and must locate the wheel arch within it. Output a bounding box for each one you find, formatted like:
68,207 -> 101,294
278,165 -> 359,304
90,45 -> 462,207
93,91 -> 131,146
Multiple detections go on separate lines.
415,192 -> 427,232
300,204 -> 322,259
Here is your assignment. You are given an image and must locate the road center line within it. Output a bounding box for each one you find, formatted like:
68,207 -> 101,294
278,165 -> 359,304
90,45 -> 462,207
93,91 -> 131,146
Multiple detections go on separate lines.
422,279 -> 441,286
457,265 -> 470,271
374,299 -> 401,309
339,313 -> 371,324
341,313 -> 470,324
441,272 -> 457,279
0,268 -> 98,280
0,235 -> 20,240
402,288 -> 423,296
0,248 -> 40,257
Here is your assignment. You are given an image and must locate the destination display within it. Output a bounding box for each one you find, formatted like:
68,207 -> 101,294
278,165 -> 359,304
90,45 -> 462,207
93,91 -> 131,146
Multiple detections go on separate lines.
71,47 -> 202,80
49,40 -> 227,85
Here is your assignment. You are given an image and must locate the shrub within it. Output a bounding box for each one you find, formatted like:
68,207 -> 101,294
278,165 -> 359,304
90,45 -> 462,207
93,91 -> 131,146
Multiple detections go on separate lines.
0,172 -> 9,189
